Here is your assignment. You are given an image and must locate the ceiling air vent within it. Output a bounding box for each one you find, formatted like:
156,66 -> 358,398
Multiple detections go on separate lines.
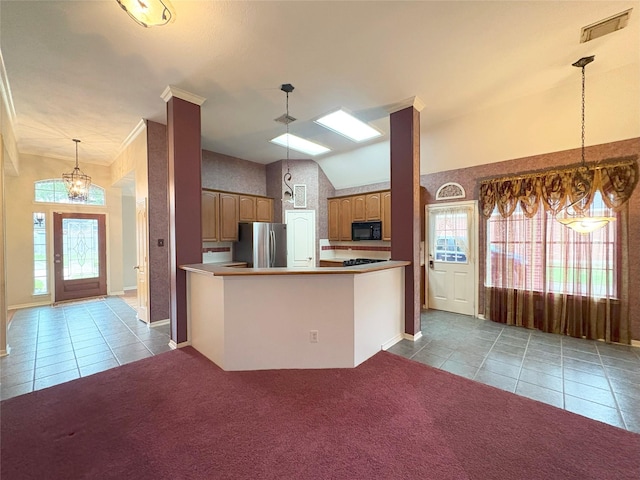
580,9 -> 632,43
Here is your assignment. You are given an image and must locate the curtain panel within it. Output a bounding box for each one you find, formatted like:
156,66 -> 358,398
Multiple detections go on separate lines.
480,157 -> 637,344
479,158 -> 638,219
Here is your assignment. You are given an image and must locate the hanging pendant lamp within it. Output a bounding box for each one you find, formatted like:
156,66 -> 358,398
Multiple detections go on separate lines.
277,83 -> 295,203
556,56 -> 615,234
62,139 -> 92,202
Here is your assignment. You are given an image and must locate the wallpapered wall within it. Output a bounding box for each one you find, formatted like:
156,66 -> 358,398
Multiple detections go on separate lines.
421,138 -> 640,340
330,138 -> 640,340
147,121 -> 170,323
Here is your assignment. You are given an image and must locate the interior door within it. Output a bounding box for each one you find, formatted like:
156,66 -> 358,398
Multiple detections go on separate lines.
135,199 -> 149,323
285,210 -> 316,268
53,213 -> 107,302
426,202 -> 477,316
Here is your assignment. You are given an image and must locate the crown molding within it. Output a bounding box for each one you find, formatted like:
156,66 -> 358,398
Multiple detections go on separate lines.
119,119 -> 147,153
161,86 -> 206,106
0,50 -> 16,123
388,96 -> 426,114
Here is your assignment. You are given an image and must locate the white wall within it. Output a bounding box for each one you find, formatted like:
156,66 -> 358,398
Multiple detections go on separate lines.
5,154 -> 124,308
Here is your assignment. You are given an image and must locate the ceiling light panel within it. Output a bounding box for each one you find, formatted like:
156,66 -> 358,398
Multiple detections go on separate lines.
270,133 -> 330,156
315,109 -> 382,142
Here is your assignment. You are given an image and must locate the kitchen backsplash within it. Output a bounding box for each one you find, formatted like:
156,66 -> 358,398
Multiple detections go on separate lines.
319,239 -> 391,260
202,242 -> 233,263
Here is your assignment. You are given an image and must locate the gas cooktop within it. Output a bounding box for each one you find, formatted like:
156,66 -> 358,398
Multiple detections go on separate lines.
343,258 -> 386,267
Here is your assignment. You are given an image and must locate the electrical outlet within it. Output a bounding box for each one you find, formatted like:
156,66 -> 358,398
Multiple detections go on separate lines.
309,330 -> 319,343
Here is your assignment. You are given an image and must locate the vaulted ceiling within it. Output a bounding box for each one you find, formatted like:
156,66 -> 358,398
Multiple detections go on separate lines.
2,1 -> 639,189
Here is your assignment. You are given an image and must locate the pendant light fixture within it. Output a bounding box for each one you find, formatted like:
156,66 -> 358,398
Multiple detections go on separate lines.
115,0 -> 175,28
62,139 -> 92,202
556,55 -> 615,234
277,83 -> 295,203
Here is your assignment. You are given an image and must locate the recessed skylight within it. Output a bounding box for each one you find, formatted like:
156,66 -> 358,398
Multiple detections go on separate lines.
315,109 -> 382,142
270,133 -> 330,156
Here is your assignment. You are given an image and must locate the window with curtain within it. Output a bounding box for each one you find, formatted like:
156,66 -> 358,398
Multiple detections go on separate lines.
479,158 -> 638,344
486,191 -> 616,297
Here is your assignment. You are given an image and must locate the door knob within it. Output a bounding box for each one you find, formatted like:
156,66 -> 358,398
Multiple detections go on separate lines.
133,265 -> 140,270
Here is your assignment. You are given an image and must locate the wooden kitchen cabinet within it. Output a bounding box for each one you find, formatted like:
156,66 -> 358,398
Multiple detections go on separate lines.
202,190 -> 219,241
328,198 -> 340,241
256,197 -> 273,222
339,197 -> 352,241
382,191 -> 391,241
328,190 -> 390,241
365,193 -> 381,220
239,195 -> 256,222
352,195 -> 366,221
219,193 -> 240,241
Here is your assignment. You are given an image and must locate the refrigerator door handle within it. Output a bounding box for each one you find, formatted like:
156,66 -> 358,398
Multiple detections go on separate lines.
270,230 -> 275,267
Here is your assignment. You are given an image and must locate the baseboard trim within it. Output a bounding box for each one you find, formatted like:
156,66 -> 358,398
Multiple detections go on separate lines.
150,319 -> 170,328
382,333 -> 403,350
169,340 -> 191,350
477,314 -> 486,320
403,331 -> 423,342
0,345 -> 11,357
631,340 -> 640,347
8,300 -> 51,310
123,286 -> 137,291
110,290 -> 125,296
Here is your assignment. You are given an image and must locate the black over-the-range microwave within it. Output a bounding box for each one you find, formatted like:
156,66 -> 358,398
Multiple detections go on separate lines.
351,221 -> 382,241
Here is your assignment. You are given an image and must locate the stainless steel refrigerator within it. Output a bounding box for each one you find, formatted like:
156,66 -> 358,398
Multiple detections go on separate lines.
233,222 -> 287,267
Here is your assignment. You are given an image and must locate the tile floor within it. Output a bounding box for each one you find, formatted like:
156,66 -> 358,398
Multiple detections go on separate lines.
388,310 -> 640,434
1,296 -> 171,401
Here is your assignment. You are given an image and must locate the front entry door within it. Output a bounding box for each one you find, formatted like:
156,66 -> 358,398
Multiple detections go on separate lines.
53,213 -> 107,302
426,202 -> 477,316
285,210 -> 316,267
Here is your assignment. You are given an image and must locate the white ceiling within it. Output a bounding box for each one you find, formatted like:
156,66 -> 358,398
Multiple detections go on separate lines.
1,1 -> 639,187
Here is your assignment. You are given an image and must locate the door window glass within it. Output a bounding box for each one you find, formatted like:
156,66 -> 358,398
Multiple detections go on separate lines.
62,218 -> 100,279
431,208 -> 470,263
33,213 -> 48,294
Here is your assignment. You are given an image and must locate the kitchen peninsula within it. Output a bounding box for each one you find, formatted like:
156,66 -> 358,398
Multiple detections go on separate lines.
181,261 -> 409,371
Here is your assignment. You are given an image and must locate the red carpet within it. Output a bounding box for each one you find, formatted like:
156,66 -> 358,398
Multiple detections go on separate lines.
1,347 -> 639,479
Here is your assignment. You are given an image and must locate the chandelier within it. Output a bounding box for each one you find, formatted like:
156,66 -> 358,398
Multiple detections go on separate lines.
62,139 -> 92,202
115,0 -> 175,28
556,56 -> 615,234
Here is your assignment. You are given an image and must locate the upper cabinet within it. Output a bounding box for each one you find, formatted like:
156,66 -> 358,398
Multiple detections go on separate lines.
327,190 -> 390,241
202,191 -> 219,242
365,193 -> 381,221
202,190 -> 275,242
338,197 -> 353,241
352,195 -> 366,222
219,193 -> 240,242
239,195 -> 257,222
381,191 -> 391,241
328,199 -> 340,240
256,197 -> 274,222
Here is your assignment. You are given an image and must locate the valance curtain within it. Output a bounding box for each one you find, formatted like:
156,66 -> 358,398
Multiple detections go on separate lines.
479,158 -> 638,344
